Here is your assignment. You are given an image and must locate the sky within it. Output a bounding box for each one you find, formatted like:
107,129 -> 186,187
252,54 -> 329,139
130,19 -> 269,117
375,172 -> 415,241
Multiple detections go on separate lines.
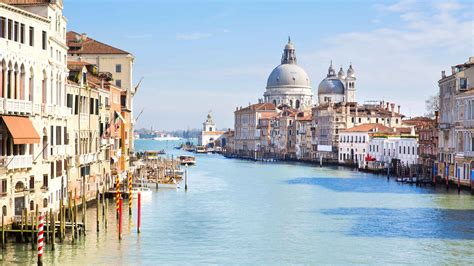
63,0 -> 474,131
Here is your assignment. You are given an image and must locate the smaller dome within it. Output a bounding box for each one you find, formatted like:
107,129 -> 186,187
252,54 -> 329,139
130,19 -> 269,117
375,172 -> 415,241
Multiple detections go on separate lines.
318,78 -> 345,95
347,64 -> 355,78
338,67 -> 345,79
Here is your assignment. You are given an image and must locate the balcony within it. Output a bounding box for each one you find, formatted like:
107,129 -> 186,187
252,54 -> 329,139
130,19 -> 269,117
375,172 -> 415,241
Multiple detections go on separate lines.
1,155 -> 33,170
79,153 -> 97,165
52,145 -> 70,157
4,99 -> 33,115
80,113 -> 89,124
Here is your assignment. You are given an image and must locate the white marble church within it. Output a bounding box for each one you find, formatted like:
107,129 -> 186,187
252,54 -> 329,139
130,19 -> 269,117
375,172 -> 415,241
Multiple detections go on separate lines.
263,38 -> 313,110
199,112 -> 225,148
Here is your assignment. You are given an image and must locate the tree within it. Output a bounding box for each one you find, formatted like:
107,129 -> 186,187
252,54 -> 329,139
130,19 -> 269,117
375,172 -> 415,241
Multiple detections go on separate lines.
425,93 -> 439,118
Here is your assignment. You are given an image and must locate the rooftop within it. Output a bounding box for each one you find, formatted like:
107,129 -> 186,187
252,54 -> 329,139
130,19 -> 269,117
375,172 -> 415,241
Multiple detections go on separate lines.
67,31 -> 131,55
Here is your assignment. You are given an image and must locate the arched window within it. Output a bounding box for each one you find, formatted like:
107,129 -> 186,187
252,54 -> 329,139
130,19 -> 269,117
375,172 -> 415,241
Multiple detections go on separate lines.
20,64 -> 25,100
29,67 -> 34,101
273,100 -> 276,105
295,100 -> 300,109
30,200 -> 34,211
289,100 -> 293,107
43,198 -> 48,208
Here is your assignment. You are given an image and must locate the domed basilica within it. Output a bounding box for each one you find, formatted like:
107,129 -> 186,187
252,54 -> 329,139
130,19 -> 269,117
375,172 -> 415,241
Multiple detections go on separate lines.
263,38 -> 357,110
263,38 -> 313,110
317,61 -> 356,105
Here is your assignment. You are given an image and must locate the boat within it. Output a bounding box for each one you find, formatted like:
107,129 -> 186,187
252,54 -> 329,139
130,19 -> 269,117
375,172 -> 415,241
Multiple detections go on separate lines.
131,186 -> 152,196
165,168 -> 184,177
157,179 -> 181,189
143,151 -> 161,160
195,146 -> 206,154
179,155 -> 196,165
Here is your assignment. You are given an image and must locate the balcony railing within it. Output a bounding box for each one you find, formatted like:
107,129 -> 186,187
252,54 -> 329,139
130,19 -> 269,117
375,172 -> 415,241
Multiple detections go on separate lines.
79,153 -> 97,165
4,99 -> 33,115
1,155 -> 33,170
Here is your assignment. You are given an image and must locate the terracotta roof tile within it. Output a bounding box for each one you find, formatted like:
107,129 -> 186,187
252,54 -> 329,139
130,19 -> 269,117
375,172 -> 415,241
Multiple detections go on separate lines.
67,31 -> 130,55
342,123 -> 392,133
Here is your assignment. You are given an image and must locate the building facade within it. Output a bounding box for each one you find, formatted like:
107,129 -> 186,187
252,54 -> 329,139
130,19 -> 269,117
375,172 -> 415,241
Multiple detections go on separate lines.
0,0 -> 70,223
199,112 -> 225,148
438,57 -> 474,187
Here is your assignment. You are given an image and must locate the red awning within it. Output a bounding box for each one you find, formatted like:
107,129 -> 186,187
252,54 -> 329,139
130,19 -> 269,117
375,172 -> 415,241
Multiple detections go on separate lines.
2,116 -> 40,144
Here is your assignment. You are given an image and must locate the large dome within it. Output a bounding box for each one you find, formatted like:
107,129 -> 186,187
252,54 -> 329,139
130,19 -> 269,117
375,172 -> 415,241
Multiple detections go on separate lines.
318,78 -> 345,95
266,64 -> 311,89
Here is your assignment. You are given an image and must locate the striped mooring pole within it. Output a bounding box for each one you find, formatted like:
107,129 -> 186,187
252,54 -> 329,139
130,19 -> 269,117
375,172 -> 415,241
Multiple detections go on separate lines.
115,174 -> 120,218
128,171 -> 133,215
37,212 -> 45,266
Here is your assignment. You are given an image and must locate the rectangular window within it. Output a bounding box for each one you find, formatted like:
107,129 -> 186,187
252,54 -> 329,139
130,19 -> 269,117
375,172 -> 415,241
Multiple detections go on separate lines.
50,126 -> 54,145
50,162 -> 55,179
29,26 -> 34,46
29,176 -> 34,190
7,19 -> 12,40
56,160 -> 62,177
13,21 -> 18,42
90,98 -> 94,114
20,23 -> 24,44
64,127 -> 69,145
43,174 -> 48,188
95,99 -> 99,115
115,80 -> 122,88
1,179 -> 7,194
74,95 -> 79,114
116,64 -> 122,73
0,17 -> 5,38
42,31 -> 47,50
56,126 -> 61,145
66,94 -> 73,108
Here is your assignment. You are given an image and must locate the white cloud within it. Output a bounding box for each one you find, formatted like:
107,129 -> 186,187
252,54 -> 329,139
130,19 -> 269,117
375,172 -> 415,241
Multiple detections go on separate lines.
176,32 -> 212,41
305,0 -> 473,117
374,0 -> 417,12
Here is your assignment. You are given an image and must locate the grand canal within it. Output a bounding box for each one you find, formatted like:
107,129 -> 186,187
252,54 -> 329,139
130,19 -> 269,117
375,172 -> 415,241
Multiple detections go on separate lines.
3,139 -> 474,264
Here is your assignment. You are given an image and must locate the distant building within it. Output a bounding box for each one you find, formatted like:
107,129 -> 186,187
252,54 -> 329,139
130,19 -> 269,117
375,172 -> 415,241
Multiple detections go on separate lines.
339,124 -> 392,168
368,130 -> 418,167
233,102 -> 277,158
199,112 -> 225,148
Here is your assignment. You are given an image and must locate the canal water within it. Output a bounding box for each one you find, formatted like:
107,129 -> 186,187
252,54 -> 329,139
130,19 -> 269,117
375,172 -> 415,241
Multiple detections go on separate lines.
3,139 -> 474,264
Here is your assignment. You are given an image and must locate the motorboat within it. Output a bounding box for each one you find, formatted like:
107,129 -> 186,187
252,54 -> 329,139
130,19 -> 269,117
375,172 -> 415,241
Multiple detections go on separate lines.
195,146 -> 206,154
179,155 -> 196,165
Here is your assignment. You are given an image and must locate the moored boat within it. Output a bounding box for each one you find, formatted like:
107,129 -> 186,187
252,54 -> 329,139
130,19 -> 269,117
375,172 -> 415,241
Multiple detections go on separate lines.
195,146 -> 206,153
179,155 -> 196,165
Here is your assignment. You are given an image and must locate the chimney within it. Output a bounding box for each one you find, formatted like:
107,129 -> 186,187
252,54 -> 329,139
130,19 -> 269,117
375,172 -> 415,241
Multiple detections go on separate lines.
441,70 -> 446,78
386,102 -> 389,110
451,66 -> 456,75
390,103 -> 395,116
81,33 -> 88,41
398,105 -> 400,114
470,57 -> 474,64
435,110 -> 439,123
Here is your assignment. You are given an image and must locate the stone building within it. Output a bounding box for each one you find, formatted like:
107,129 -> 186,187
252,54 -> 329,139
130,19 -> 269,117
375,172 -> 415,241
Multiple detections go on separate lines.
338,124 -> 391,168
313,101 -> 404,161
66,31 -> 136,153
438,57 -> 474,187
0,0 -> 70,223
199,112 -> 225,148
233,102 -> 277,159
263,38 -> 312,111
